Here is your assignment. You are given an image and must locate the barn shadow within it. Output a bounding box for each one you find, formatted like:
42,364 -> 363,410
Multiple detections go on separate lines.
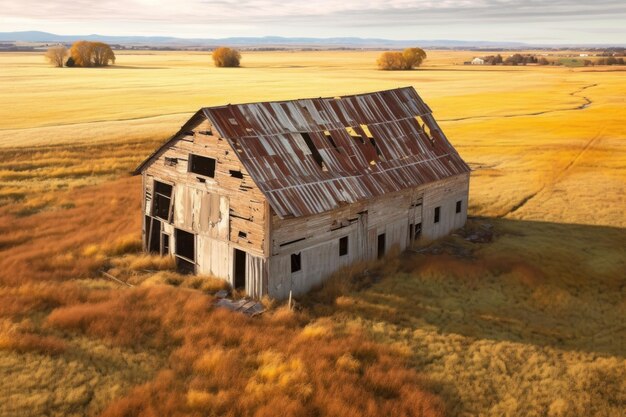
308,217 -> 626,358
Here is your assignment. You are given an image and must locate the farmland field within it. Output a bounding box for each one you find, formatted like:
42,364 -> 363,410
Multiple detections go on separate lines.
0,50 -> 624,417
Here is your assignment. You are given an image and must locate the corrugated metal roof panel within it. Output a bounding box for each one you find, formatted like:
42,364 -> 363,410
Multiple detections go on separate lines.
201,86 -> 469,218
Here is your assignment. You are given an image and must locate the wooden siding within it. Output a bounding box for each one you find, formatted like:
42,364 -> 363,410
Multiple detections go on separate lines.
267,173 -> 469,298
142,119 -> 270,294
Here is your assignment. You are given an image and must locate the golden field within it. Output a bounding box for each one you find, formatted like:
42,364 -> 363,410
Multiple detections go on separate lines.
0,50 -> 624,417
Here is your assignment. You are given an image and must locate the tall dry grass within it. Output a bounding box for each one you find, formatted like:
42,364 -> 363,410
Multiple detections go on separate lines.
44,286 -> 444,417
310,218 -> 626,417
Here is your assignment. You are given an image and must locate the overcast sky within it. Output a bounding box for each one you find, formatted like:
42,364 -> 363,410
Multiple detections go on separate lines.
1,0 -> 624,44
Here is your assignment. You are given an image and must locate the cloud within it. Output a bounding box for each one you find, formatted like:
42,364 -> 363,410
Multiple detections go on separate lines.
1,0 -> 624,42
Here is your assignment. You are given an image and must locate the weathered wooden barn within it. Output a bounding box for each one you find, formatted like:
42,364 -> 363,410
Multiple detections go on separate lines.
134,87 -> 470,299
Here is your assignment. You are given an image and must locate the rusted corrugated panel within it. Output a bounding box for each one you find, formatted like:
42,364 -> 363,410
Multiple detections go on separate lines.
203,86 -> 470,218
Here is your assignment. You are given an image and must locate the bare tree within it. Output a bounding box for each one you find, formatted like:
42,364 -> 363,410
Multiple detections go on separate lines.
44,45 -> 68,68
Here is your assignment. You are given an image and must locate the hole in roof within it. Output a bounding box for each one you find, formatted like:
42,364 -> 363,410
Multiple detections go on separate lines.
415,116 -> 432,139
300,133 -> 326,170
360,124 -> 384,160
345,127 -> 364,144
324,131 -> 339,152
229,118 -> 238,125
359,124 -> 373,138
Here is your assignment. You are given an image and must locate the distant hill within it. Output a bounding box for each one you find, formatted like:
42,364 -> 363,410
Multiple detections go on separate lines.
0,31 -> 529,49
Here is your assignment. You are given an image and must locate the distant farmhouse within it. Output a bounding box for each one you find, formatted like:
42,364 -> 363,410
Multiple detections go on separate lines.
471,57 -> 485,65
134,87 -> 470,299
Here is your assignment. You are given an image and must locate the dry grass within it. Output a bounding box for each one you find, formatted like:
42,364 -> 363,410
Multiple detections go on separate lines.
0,50 -> 624,416
307,218 -> 626,417
44,286 -> 444,417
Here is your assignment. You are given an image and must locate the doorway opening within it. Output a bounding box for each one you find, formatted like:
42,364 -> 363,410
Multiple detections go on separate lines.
377,233 -> 386,259
234,249 -> 246,290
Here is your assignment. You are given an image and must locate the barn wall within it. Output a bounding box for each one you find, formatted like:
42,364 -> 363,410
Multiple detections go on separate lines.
267,173 -> 469,299
142,119 -> 269,296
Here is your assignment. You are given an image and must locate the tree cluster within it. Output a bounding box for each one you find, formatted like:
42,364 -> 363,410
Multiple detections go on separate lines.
594,57 -> 625,65
481,54 -> 503,65
212,47 -> 241,67
377,48 -> 427,70
69,41 -> 116,67
45,41 -> 116,68
481,54 -> 554,66
597,48 -> 625,57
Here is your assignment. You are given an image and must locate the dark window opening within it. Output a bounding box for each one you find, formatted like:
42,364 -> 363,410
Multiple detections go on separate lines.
152,181 -> 172,222
434,207 -> 441,223
164,157 -> 178,167
153,184 -> 172,221
410,223 -> 422,241
234,249 -> 246,289
147,216 -> 161,253
175,228 -> 195,261
161,233 -> 170,256
238,231 -> 247,239
189,154 -> 216,177
377,233 -> 386,259
300,133 -> 325,169
176,258 -> 195,275
152,192 -> 172,220
339,236 -> 348,256
456,200 -> 462,214
291,253 -> 302,273
198,129 -> 212,135
324,131 -> 339,151
229,170 -> 244,179
154,180 -> 172,196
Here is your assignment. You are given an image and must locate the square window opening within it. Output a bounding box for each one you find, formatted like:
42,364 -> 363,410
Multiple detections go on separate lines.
189,154 -> 216,177
175,228 -> 195,261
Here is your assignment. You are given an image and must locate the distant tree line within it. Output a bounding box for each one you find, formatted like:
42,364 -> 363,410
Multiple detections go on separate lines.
480,54 -> 553,66
478,52 -> 625,67
584,57 -> 625,66
44,41 -> 116,68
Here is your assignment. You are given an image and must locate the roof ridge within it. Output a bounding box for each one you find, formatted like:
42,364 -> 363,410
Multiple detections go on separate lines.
201,86 -> 416,111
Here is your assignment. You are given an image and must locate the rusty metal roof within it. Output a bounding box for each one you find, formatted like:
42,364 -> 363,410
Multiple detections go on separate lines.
202,87 -> 469,218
